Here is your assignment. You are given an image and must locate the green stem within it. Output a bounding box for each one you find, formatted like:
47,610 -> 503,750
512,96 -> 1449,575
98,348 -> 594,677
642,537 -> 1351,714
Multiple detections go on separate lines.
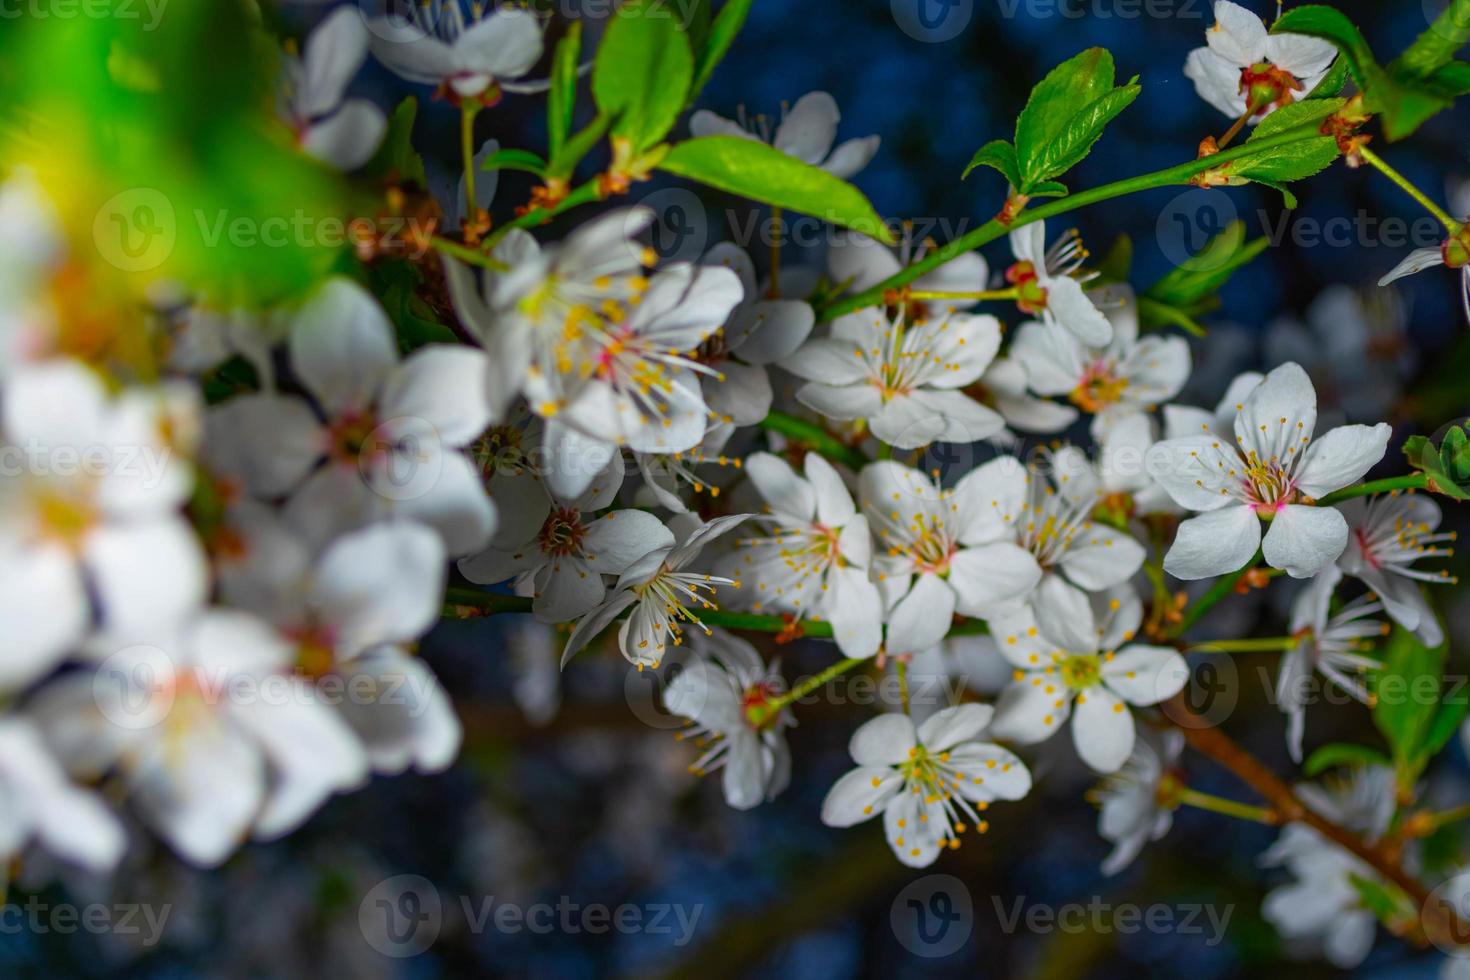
749,656 -> 867,725
484,179 -> 604,248
757,411 -> 870,470
897,658 -> 910,714
907,288 -> 1019,302
1178,787 -> 1278,824
769,205 -> 783,299
1357,144 -> 1460,233
1172,548 -> 1262,636
1424,800 -> 1470,833
1186,636 -> 1297,654
461,101 -> 481,229
1317,473 -> 1431,506
819,123 -> 1330,322
429,236 -> 508,271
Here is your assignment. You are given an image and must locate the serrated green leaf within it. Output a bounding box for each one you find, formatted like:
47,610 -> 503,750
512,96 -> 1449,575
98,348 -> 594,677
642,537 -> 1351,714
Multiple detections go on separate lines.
547,22 -> 582,161
961,139 -> 1019,183
480,148 -> 548,176
1233,134 -> 1341,185
592,0 -> 694,152
1304,743 -> 1391,777
689,0 -> 752,104
1248,98 -> 1345,140
1021,78 -> 1140,191
659,136 -> 894,243
1014,48 -> 1116,180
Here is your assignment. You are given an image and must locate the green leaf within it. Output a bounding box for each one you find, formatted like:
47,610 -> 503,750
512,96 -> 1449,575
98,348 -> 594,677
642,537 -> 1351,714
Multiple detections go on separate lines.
1420,694 -> 1470,762
480,148 -> 548,177
1272,6 -> 1455,141
961,139 -> 1019,183
371,260 -> 456,349
1395,0 -> 1470,79
1231,134 -> 1340,186
1137,297 -> 1207,337
1028,180 -> 1069,199
1373,627 -> 1444,783
592,0 -> 694,152
547,22 -> 582,161
547,112 -> 612,180
1348,873 -> 1415,928
1015,48 -> 1116,168
1305,57 -> 1351,99
367,97 -> 427,188
1012,49 -> 1139,192
659,136 -> 894,243
669,0 -> 711,54
689,0 -> 752,104
1248,98 -> 1345,139
1145,221 -> 1269,310
1021,77 -> 1140,191
1304,743 -> 1391,777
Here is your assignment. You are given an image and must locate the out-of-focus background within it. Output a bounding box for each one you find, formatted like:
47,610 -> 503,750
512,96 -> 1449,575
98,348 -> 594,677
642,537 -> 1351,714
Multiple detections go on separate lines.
6,1 -> 1470,977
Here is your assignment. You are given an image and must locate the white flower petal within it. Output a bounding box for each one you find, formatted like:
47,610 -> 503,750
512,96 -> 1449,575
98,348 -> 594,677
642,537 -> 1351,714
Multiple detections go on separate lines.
1072,686 -> 1135,773
1162,505 -> 1261,580
1263,504 -> 1348,578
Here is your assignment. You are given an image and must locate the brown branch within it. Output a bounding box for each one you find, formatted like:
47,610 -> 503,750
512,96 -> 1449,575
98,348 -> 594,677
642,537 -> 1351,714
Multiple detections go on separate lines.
1165,693 -> 1463,949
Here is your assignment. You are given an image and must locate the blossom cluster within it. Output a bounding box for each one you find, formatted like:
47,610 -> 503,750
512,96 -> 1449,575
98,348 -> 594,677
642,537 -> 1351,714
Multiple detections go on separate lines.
3,0 -> 1469,972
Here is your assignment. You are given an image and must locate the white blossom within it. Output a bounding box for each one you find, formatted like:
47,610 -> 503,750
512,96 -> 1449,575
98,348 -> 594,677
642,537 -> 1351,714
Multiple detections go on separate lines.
821,704 -> 1031,867
1184,1 -> 1337,122
690,91 -> 879,179
1147,362 -> 1391,580
990,586 -> 1189,773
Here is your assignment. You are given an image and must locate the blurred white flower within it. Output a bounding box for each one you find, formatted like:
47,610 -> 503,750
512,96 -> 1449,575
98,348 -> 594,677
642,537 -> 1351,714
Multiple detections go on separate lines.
690,91 -> 879,179
698,243 -> 815,426
33,610 -> 368,867
731,452 -> 882,659
663,630 -> 792,810
1095,729 -> 1183,875
368,3 -> 546,100
1260,766 -> 1395,969
1337,492 -> 1453,647
210,277 -> 495,555
0,360 -> 206,690
0,715 -> 125,873
785,309 -> 1005,449
1010,284 -> 1190,437
279,8 -> 386,170
1277,564 -> 1385,762
459,454 -> 673,623
821,704 -> 1031,867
